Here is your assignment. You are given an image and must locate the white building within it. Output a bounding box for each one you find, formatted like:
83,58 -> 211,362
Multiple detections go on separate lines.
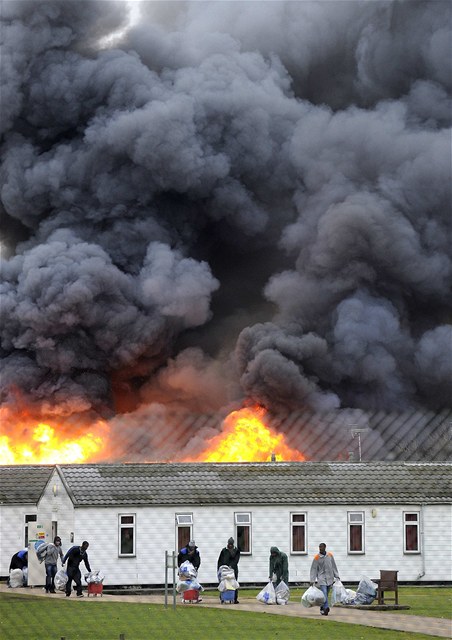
1,462 -> 450,586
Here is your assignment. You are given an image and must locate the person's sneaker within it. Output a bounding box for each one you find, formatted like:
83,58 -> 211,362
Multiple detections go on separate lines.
65,594 -> 70,597
234,601 -> 239,604
77,593 -> 84,598
49,589 -> 56,594
324,607 -> 330,615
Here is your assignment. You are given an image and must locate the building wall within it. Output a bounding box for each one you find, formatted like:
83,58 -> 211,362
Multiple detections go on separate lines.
0,504 -> 36,575
69,502 -> 452,586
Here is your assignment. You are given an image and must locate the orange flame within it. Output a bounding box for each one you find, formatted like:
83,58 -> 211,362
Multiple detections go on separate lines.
187,406 -> 305,462
0,409 -> 109,465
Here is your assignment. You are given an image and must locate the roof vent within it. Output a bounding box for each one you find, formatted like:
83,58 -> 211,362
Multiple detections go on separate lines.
270,452 -> 276,462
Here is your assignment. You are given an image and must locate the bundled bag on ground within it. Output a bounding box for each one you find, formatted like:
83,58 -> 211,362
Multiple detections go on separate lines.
256,581 -> 277,605
301,585 -> 325,607
9,569 -> 24,588
352,576 -> 378,605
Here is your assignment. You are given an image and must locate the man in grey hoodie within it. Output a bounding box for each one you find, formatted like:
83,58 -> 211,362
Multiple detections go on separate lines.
310,543 -> 340,616
40,536 -> 64,593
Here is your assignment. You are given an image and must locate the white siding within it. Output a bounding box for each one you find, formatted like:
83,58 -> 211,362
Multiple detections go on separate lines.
0,505 -> 36,575
70,502 -> 452,586
37,468 -> 75,551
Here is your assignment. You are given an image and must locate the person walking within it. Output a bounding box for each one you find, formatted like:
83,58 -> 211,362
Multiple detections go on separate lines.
269,546 -> 289,586
63,541 -> 91,597
217,537 -> 241,603
310,542 -> 340,616
41,536 -> 64,593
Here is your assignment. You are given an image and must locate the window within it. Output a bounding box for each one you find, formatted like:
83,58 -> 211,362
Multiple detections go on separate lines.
235,512 -> 251,554
24,514 -> 37,547
291,512 -> 307,553
348,511 -> 364,553
404,512 -> 420,553
119,514 -> 135,556
176,513 -> 193,550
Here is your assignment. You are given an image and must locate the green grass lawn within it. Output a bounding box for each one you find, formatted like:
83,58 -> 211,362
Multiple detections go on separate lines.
239,586 -> 452,619
1,589 -> 449,640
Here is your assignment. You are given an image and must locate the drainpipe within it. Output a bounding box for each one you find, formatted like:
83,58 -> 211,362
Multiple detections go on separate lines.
415,504 -> 425,581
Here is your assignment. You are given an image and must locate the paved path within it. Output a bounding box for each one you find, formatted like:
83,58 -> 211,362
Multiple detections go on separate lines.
2,585 -> 451,638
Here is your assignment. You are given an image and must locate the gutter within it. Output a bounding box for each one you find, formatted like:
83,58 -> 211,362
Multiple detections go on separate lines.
415,503 -> 426,581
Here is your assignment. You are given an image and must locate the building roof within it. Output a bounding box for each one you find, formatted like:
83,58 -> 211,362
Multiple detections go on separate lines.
0,465 -> 54,504
54,462 -> 452,507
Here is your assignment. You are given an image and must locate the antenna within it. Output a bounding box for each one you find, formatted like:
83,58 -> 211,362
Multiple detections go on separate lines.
349,426 -> 369,462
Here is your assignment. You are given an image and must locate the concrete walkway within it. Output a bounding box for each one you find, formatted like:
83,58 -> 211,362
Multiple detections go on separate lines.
2,585 -> 451,638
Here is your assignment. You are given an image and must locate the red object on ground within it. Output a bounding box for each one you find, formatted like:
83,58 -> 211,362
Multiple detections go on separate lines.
87,582 -> 103,597
182,589 -> 200,603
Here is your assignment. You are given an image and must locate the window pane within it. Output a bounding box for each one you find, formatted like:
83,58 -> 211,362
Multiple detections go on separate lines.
349,513 -> 363,523
292,514 -> 305,523
237,525 -> 250,552
406,524 -> 419,551
235,513 -> 251,524
350,524 -> 363,551
121,515 -> 134,524
405,513 -> 418,522
120,527 -> 134,554
25,515 -> 37,523
292,526 -> 305,552
178,526 -> 191,550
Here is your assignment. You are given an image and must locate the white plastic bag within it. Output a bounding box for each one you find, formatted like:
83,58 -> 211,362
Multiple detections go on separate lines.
357,576 -> 377,597
176,577 -> 203,593
218,577 -> 239,592
256,581 -> 276,605
275,580 -> 290,605
9,569 -> 24,588
331,578 -> 349,606
54,569 -> 68,591
84,570 -> 104,584
301,585 -> 325,607
178,560 -> 197,580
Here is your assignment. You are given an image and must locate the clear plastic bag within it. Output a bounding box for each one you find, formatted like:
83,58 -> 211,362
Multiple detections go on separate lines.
301,585 -> 325,607
256,581 -> 276,605
54,569 -> 68,591
275,580 -> 290,604
331,578 -> 349,605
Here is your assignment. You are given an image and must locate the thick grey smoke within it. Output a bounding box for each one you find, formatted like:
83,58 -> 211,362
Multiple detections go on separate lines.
0,0 -> 451,458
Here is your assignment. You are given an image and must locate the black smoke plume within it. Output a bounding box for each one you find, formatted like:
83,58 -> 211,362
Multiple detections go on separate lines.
1,1 -> 451,460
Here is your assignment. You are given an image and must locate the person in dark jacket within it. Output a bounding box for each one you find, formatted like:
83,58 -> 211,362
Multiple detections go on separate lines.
269,546 -> 289,585
177,540 -> 200,571
8,549 -> 28,586
217,537 -> 241,603
63,541 -> 91,597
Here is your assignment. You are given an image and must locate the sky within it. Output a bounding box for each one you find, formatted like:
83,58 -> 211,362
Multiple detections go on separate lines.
0,0 -> 451,461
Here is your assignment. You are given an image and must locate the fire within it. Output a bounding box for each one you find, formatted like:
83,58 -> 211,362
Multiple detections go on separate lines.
188,406 -> 305,462
0,414 -> 109,465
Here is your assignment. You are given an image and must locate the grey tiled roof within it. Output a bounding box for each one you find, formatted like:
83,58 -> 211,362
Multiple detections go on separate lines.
57,462 -> 452,507
0,465 -> 54,504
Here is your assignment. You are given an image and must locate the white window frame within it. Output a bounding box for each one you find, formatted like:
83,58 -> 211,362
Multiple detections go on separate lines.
118,513 -> 136,557
175,513 -> 193,550
290,512 -> 307,554
403,511 -> 421,554
347,511 -> 365,554
235,512 -> 252,554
